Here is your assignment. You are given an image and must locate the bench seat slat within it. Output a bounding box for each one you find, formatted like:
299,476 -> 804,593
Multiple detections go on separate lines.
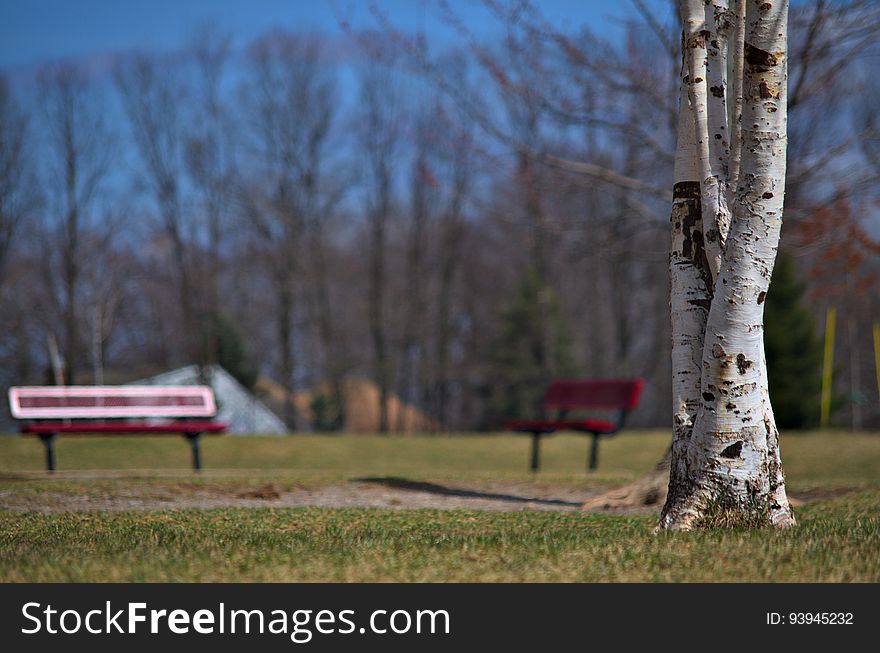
9,385 -> 217,419
503,418 -> 617,434
21,420 -> 228,434
542,379 -> 644,411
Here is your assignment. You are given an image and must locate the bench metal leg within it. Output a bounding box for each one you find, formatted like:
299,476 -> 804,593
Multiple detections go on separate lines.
589,433 -> 600,471
530,433 -> 541,472
185,433 -> 202,471
39,433 -> 57,472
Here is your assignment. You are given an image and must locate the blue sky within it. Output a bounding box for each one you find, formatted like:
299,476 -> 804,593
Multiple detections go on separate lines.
0,0 -> 643,70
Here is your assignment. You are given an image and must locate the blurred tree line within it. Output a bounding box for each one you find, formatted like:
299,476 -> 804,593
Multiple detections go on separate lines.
0,1 -> 878,431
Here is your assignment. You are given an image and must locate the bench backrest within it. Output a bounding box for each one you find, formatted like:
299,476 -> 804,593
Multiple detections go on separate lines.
8,386 -> 217,420
542,379 -> 644,412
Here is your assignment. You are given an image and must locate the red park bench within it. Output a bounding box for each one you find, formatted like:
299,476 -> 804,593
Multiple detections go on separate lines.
8,385 -> 228,472
504,378 -> 645,472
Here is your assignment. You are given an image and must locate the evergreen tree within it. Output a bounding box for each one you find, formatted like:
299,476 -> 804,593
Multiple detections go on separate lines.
764,254 -> 823,429
213,314 -> 259,391
310,391 -> 345,432
488,270 -> 574,424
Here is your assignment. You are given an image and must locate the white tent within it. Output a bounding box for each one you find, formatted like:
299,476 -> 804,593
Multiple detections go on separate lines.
132,365 -> 290,435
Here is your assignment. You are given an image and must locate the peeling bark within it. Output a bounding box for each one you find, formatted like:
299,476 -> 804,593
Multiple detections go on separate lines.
659,0 -> 795,531
665,11 -> 716,516
728,0 -> 746,200
681,0 -> 731,281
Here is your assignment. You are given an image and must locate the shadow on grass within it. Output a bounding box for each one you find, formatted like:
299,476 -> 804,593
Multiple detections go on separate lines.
353,476 -> 583,508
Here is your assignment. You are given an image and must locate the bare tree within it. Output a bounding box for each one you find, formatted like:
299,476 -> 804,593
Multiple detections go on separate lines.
359,62 -> 402,434
241,33 -> 338,429
115,52 -> 199,366
856,60 -> 880,183
0,74 -> 38,287
186,26 -> 236,369
396,109 -> 433,431
296,48 -> 345,430
38,64 -> 113,384
430,89 -> 476,429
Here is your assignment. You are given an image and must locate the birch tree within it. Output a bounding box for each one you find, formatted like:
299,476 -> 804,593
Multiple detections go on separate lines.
659,0 -> 796,530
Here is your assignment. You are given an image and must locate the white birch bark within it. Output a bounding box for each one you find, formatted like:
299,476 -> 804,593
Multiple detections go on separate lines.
660,0 -> 795,530
760,341 -> 795,525
681,0 -> 732,282
706,0 -> 733,249
667,38 -> 711,503
728,0 -> 746,198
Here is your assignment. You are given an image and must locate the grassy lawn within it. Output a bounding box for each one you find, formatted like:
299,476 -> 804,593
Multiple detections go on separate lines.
0,430 -> 675,484
1,431 -> 878,582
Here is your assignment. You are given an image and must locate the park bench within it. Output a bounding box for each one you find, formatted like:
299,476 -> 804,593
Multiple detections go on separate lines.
504,378 -> 645,472
8,385 -> 227,472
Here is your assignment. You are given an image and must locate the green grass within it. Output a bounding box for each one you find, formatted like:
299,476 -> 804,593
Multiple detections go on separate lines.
2,497 -> 878,582
1,431 -> 878,582
3,430 -> 878,489
0,430 -> 673,484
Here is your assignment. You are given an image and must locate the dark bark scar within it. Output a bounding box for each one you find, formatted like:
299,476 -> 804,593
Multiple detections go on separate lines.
745,43 -> 780,73
736,354 -> 752,374
721,441 -> 743,459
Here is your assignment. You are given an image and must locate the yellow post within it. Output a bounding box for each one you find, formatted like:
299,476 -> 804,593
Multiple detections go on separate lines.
820,306 -> 836,429
873,322 -> 880,402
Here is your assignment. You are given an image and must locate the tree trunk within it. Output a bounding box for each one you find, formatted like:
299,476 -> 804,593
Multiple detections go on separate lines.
658,0 -> 795,530
276,263 -> 296,431
519,151 -> 553,400
432,156 -> 467,430
360,68 -> 396,436
62,205 -> 79,385
369,202 -> 390,435
163,194 -> 198,366
666,17 -> 711,513
585,0 -> 797,528
397,144 -> 429,433
433,205 -> 464,430
310,219 -> 344,430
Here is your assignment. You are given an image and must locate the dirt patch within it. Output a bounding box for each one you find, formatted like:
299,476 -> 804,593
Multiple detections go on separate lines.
788,487 -> 859,505
0,473 -> 854,515
0,477 -> 615,514
235,483 -> 282,500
